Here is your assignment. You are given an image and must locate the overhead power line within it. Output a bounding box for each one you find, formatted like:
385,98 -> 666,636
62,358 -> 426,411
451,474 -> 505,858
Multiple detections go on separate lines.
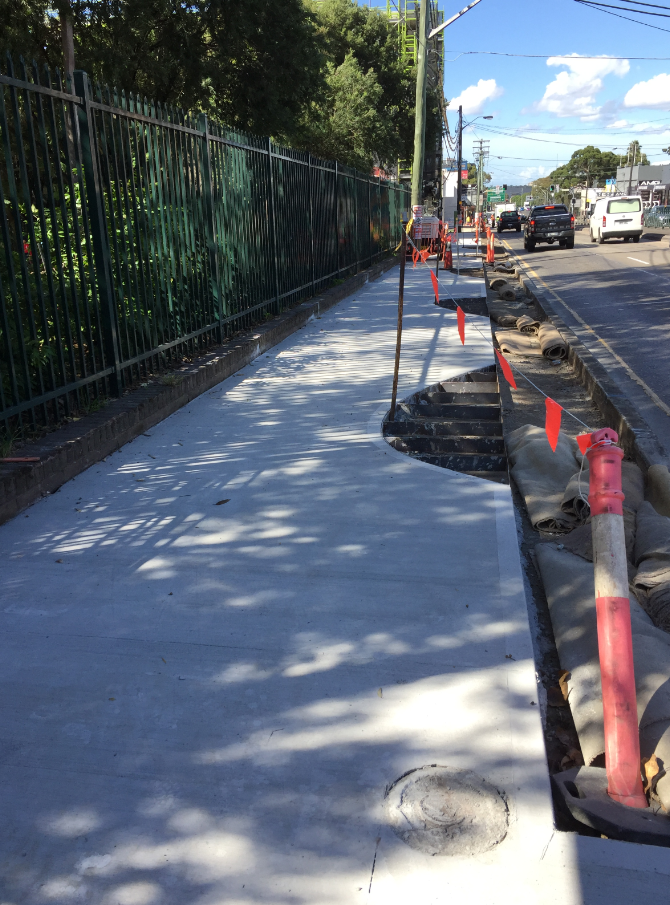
574,0 -> 670,31
578,0 -> 670,18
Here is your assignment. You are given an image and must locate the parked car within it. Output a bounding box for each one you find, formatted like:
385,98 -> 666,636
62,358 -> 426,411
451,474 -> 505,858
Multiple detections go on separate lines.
589,196 -> 643,243
497,210 -> 521,233
523,204 -> 575,251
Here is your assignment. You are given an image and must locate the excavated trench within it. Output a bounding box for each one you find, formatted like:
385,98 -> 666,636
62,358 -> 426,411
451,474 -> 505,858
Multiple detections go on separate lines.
383,365 -> 509,484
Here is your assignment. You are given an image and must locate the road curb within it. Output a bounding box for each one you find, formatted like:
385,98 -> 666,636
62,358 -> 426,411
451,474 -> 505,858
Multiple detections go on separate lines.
496,247 -> 667,471
0,256 -> 398,525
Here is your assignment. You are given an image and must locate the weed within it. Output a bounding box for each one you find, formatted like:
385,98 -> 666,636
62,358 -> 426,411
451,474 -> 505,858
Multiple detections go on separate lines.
0,428 -> 21,458
160,373 -> 183,387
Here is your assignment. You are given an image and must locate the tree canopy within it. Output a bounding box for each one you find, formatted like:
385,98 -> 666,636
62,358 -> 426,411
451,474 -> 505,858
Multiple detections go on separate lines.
548,146 -> 619,189
1,0 -> 421,173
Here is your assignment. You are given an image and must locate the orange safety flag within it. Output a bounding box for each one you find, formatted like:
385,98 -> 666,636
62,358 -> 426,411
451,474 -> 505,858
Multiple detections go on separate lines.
576,433 -> 591,456
412,247 -> 419,267
457,306 -> 465,345
420,249 -> 430,263
545,397 -> 563,451
495,350 -> 517,389
430,270 -> 439,304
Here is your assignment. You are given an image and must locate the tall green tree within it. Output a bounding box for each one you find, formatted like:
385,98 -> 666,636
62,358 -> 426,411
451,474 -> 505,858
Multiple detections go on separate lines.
549,146 -> 619,188
0,0 -> 324,141
625,140 -> 649,166
298,0 -> 417,171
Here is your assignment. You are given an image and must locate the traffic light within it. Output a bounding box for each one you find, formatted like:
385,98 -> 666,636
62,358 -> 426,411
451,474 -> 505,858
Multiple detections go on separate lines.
503,184 -> 507,190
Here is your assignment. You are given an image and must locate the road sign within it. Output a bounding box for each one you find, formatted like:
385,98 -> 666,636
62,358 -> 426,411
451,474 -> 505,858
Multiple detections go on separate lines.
486,189 -> 505,203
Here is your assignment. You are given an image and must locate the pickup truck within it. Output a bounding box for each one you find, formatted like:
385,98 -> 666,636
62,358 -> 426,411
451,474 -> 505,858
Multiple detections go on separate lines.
497,210 -> 521,233
523,204 -> 575,250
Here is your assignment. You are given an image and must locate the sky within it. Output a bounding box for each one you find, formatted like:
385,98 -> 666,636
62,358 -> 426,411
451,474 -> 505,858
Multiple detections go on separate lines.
375,0 -> 670,185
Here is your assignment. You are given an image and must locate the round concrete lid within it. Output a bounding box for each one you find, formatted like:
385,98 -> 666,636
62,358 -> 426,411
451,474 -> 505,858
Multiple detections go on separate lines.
384,765 -> 508,856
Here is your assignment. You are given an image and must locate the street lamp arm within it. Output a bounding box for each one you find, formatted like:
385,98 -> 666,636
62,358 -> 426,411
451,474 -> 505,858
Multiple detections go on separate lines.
428,0 -> 484,39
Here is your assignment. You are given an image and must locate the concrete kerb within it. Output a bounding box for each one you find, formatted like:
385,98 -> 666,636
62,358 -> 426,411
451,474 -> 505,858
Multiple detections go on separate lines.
0,256 -> 398,526
495,246 -> 668,472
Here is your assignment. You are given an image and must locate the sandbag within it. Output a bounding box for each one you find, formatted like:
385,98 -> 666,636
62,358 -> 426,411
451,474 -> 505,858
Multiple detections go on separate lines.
634,500 -> 670,566
538,322 -> 568,360
516,314 -> 540,335
490,277 -> 508,290
506,424 -> 584,532
561,472 -> 590,522
497,282 -> 517,301
535,544 -> 670,812
491,313 -> 519,328
638,581 -> 670,632
647,463 -> 670,518
495,329 -> 542,357
622,460 -> 645,513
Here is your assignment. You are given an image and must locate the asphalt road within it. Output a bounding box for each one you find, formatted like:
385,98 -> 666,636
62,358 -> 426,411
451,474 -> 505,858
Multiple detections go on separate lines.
502,227 -> 670,459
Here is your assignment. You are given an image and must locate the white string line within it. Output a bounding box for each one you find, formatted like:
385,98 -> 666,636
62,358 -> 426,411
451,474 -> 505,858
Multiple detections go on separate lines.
432,271 -> 594,432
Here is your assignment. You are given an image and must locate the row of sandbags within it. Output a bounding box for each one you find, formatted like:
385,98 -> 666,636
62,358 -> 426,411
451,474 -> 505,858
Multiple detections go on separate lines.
496,322 -> 568,361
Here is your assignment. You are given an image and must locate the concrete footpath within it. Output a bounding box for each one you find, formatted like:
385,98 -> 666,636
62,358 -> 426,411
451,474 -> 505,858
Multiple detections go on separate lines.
1,265 -> 669,903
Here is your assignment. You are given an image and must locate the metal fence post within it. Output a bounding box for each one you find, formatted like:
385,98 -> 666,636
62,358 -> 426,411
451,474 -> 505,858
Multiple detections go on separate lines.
335,160 -> 339,275
308,153 -> 315,295
267,138 -> 280,313
197,113 -> 223,343
73,70 -> 121,396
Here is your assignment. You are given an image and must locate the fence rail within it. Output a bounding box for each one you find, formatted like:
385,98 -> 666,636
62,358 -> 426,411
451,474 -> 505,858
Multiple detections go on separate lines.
0,56 -> 408,432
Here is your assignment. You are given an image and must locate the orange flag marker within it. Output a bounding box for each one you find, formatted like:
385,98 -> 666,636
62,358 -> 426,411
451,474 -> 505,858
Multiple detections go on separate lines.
576,433 -> 591,456
495,350 -> 517,389
430,270 -> 439,304
457,306 -> 465,345
545,397 -> 563,451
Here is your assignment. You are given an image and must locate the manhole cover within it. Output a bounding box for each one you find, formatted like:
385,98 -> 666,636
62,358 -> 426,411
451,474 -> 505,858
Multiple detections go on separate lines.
385,765 -> 508,856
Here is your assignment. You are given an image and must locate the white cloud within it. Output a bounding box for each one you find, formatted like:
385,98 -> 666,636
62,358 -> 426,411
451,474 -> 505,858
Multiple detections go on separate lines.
624,73 -> 670,109
534,55 -> 629,120
449,79 -> 502,115
519,166 -> 548,180
607,119 -> 629,128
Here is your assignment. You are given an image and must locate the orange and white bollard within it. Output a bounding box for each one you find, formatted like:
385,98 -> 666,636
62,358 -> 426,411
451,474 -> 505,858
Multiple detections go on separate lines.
587,428 -> 647,809
444,235 -> 453,269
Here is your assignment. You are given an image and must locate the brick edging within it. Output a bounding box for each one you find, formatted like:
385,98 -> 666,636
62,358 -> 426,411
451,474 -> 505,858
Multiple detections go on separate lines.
493,250 -> 667,470
0,256 -> 398,525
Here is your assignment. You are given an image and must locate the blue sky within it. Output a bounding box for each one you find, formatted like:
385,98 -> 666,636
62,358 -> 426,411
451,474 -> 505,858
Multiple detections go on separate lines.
374,0 -> 670,184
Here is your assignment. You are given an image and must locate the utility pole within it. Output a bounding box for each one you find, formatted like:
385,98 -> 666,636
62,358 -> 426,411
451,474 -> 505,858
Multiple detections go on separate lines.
627,142 -> 637,196
455,105 -> 463,232
473,138 -> 489,223
411,0 -> 428,211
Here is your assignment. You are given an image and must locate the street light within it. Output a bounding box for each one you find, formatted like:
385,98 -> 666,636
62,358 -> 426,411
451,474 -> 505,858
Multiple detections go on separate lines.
455,114 -> 493,235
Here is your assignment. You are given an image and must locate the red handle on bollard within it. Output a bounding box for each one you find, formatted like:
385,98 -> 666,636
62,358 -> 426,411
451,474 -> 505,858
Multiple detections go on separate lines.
587,429 -> 647,809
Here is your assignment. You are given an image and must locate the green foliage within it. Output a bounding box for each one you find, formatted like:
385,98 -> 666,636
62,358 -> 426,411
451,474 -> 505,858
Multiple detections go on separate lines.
625,140 -> 649,166
549,145 -> 621,188
0,0 -> 324,142
299,0 -> 416,170
464,162 -> 491,186
1,0 -> 421,170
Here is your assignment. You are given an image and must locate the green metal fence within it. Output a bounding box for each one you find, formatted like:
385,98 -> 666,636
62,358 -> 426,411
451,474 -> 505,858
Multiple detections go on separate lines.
0,56 -> 409,433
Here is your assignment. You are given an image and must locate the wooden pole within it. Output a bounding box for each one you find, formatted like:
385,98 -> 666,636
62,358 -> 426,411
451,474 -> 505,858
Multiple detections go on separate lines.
389,231 -> 407,422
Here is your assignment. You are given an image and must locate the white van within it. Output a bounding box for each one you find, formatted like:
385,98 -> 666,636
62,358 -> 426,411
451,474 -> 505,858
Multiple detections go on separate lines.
589,196 -> 643,244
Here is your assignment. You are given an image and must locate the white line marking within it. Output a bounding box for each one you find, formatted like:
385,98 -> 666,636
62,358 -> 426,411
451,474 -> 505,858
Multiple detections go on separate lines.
628,257 -> 650,264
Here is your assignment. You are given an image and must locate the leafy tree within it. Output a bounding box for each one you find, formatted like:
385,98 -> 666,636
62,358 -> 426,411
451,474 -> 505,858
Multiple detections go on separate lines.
548,146 -> 619,188
0,0 -> 325,142
464,162 -> 491,186
298,0 -> 417,170
625,140 -> 649,166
